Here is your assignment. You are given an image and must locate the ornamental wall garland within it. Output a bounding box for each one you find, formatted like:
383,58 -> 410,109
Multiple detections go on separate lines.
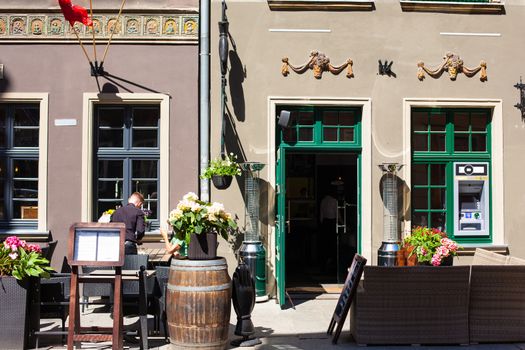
417,52 -> 487,81
281,51 -> 354,79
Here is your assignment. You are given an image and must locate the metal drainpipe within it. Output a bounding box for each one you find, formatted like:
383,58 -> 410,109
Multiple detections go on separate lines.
199,0 -> 211,202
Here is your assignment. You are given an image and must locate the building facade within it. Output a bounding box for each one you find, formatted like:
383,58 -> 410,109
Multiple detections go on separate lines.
0,0 -> 199,267
209,0 -> 524,304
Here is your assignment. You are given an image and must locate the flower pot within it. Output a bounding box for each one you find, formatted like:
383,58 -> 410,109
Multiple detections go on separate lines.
188,231 -> 218,260
441,255 -> 454,266
404,245 -> 418,266
0,277 -> 40,350
212,175 -> 233,190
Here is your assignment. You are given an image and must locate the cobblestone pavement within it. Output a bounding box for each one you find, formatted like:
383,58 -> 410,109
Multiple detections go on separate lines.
36,296 -> 525,350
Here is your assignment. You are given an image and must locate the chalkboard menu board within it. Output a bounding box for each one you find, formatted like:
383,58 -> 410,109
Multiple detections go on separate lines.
68,222 -> 125,266
327,253 -> 367,344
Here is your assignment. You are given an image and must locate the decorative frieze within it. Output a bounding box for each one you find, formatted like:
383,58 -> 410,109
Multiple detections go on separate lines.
0,13 -> 198,41
281,51 -> 354,79
417,52 -> 487,81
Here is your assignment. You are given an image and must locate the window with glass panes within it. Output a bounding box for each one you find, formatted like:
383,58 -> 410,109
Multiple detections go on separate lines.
279,106 -> 361,147
94,105 -> 160,228
411,108 -> 491,241
0,104 -> 39,228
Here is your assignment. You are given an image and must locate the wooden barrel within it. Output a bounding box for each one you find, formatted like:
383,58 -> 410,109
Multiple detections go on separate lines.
166,258 -> 231,350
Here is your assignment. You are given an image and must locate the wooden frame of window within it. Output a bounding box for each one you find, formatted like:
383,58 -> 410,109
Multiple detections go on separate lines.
93,105 -> 161,227
403,99 -> 504,247
278,106 -> 362,148
399,0 -> 505,15
0,93 -> 48,233
81,93 -> 169,230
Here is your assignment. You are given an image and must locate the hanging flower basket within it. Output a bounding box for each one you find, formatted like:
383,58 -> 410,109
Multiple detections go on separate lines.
212,175 -> 233,190
201,153 -> 241,190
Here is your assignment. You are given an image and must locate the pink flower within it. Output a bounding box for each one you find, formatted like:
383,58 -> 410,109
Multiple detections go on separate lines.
441,238 -> 458,252
26,244 -> 42,254
8,252 -> 18,260
4,236 -> 22,249
436,245 -> 450,257
431,253 -> 442,266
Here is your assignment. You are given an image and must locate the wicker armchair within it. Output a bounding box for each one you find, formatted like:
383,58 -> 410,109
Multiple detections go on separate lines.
469,265 -> 525,343
350,266 -> 470,346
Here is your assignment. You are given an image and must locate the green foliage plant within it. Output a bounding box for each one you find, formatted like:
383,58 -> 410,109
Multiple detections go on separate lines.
200,153 -> 241,179
403,226 -> 460,266
0,236 -> 53,280
167,192 -> 238,246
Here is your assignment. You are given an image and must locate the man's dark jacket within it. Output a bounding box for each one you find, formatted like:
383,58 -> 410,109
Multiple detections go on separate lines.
111,203 -> 145,243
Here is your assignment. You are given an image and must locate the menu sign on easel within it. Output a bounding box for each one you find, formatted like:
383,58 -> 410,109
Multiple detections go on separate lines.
68,222 -> 125,266
327,253 -> 367,344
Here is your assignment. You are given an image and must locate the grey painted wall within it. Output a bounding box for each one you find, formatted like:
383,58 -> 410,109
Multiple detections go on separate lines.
0,43 -> 198,267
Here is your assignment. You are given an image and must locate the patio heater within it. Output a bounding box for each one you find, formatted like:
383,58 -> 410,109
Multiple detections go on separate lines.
238,162 -> 268,301
377,163 -> 403,266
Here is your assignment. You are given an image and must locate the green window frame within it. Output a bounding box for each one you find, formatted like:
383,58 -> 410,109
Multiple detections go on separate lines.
93,105 -> 160,229
411,108 -> 492,243
0,103 -> 40,229
278,106 -> 362,148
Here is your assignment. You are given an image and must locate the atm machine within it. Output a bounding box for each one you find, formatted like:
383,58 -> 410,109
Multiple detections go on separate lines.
453,162 -> 489,236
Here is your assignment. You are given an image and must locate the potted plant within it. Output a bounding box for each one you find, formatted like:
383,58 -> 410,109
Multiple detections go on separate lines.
201,153 -> 241,190
0,236 -> 53,349
168,192 -> 238,259
402,226 -> 461,266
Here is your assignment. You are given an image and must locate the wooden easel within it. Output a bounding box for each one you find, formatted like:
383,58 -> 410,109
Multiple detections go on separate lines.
66,222 -> 126,350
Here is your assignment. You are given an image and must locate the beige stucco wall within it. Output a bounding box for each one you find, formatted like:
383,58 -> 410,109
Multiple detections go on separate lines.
210,0 -> 525,295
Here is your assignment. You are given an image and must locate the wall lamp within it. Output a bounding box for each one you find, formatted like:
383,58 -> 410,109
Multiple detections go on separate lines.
514,77 -> 525,120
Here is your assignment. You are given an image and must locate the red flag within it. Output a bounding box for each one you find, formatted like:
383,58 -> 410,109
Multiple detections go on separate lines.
58,0 -> 93,27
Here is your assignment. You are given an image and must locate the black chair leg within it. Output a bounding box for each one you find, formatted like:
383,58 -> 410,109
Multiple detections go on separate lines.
61,315 -> 66,344
163,314 -> 169,342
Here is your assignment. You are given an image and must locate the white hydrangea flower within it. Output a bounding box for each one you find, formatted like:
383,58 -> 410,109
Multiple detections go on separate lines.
183,192 -> 199,202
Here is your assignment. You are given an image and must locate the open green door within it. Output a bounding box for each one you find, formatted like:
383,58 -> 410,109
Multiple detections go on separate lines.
275,145 -> 286,307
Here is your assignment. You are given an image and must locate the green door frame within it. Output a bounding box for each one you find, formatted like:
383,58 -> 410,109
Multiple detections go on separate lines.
275,105 -> 363,307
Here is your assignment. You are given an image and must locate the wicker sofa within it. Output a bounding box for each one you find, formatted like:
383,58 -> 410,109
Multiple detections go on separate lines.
350,265 -> 471,345
469,248 -> 525,343
350,249 -> 525,345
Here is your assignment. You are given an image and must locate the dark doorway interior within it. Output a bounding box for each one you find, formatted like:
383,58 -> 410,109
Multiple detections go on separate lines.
285,152 -> 358,290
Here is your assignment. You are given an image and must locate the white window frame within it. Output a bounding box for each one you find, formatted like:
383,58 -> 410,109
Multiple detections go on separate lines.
402,98 -> 504,246
0,93 -> 49,232
81,93 -> 170,225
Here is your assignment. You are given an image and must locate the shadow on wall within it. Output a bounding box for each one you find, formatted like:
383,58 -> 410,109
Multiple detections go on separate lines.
94,71 -> 164,95
224,104 -> 247,196
228,49 -> 246,122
